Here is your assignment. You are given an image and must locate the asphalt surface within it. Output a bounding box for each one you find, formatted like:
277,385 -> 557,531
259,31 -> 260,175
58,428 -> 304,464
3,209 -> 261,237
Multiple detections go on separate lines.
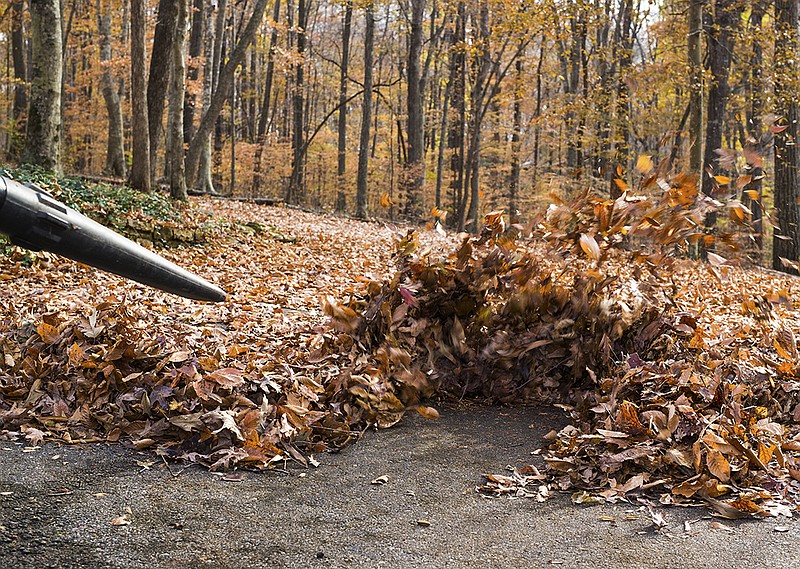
0,406 -> 798,569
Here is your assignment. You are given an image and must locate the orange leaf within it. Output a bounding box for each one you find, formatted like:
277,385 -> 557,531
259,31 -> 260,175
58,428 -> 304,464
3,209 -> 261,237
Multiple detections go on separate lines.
635,154 -> 654,174
416,406 -> 440,419
37,322 -> 59,344
706,449 -> 731,482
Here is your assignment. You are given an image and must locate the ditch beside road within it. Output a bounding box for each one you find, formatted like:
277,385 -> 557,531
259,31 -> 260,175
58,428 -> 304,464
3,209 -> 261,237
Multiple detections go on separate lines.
0,405 -> 797,569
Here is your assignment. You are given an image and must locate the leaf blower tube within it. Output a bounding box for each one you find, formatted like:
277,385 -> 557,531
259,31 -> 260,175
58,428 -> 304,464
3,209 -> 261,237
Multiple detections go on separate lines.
0,175 -> 226,302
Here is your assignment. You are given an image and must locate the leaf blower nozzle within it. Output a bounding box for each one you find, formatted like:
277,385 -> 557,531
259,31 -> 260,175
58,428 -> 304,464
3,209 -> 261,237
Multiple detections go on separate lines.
0,175 -> 226,302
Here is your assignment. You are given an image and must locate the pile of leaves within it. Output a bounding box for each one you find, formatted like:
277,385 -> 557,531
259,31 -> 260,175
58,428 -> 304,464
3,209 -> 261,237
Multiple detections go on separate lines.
0,180 -> 420,469
321,172 -> 800,517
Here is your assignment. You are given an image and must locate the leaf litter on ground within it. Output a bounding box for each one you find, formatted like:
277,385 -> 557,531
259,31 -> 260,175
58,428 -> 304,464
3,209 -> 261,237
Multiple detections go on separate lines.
1,170 -> 800,520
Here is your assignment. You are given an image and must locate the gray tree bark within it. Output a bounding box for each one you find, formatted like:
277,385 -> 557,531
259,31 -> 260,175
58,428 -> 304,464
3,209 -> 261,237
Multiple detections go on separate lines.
355,4 -> 375,219
168,0 -> 189,199
688,0 -> 704,174
251,0 -> 282,194
403,0 -> 425,219
147,0 -> 180,185
9,0 -> 27,159
773,0 -> 800,273
24,0 -> 62,172
286,0 -> 309,204
98,1 -> 126,178
130,0 -> 151,191
336,2 -> 353,212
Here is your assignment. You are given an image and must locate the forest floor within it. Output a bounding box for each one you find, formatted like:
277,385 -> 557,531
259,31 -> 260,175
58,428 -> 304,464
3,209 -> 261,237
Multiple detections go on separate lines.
2,196 -> 800,566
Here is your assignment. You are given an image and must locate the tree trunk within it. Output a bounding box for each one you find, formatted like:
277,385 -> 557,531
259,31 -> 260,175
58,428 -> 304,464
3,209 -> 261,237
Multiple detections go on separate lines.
403,0 -> 425,219
434,31 -> 454,210
147,0 -> 180,185
98,1 -> 126,178
773,0 -> 800,273
449,1 -> 466,228
251,0 -> 282,194
185,0 -> 271,188
9,0 -> 27,159
336,2 -> 353,212
532,34 -> 545,186
24,0 -> 62,172
701,0 -> 738,198
612,0 -> 634,188
168,0 -> 188,199
509,55 -> 522,224
130,0 -> 151,191
744,0 -> 766,255
355,4 -> 375,219
688,0 -> 704,174
286,0 -> 309,204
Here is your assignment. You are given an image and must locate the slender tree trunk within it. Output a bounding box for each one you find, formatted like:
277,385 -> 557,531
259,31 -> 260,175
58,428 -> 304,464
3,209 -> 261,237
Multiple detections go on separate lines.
98,1 -> 126,177
532,35 -> 544,186
9,0 -> 27,159
688,0 -> 704,174
404,0 -> 426,218
509,55 -> 522,224
449,1 -> 466,228
773,0 -> 800,273
168,0 -> 188,199
613,0 -> 634,185
130,0 -> 150,191
434,34 -> 454,210
193,0 -> 217,193
355,4 -> 375,219
701,0 -> 738,198
286,0 -> 309,204
744,0 -> 766,255
252,0 -> 282,194
24,0 -> 63,172
336,2 -> 353,212
147,0 -> 180,185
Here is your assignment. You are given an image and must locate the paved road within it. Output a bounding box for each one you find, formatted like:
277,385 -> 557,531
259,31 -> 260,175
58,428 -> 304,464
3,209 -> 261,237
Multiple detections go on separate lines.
0,406 -> 797,568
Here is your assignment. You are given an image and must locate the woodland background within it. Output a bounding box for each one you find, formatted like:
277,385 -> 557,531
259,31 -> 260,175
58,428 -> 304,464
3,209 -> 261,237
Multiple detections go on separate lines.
1,0 -> 800,266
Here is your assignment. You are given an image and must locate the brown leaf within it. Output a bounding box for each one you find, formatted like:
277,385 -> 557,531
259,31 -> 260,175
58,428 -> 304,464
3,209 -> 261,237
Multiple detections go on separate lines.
706,449 -> 731,483
415,406 -> 440,419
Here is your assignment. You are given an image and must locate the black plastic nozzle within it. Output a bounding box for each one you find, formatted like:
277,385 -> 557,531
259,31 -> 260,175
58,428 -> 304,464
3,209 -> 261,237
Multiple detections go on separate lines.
0,175 -> 226,302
